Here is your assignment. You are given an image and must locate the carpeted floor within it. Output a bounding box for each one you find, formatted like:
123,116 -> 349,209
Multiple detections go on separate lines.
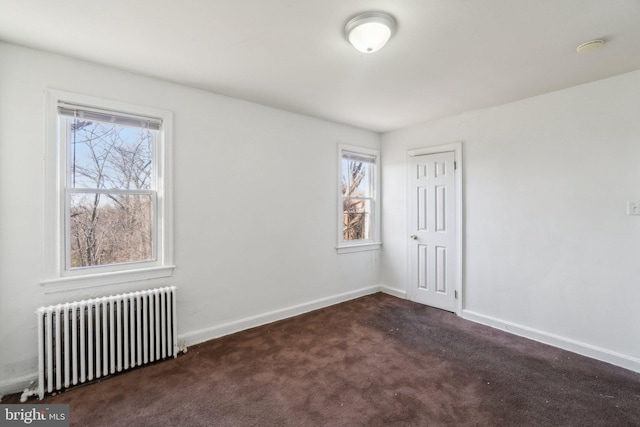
5,293 -> 640,426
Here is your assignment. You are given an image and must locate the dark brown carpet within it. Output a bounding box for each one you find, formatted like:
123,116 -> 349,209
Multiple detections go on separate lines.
6,293 -> 640,426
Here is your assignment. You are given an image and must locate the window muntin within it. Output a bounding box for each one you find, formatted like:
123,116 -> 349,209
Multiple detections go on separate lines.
338,145 -> 381,251
60,108 -> 160,270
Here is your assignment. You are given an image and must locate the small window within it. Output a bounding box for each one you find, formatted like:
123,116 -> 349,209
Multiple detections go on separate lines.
337,144 -> 381,253
43,90 -> 174,289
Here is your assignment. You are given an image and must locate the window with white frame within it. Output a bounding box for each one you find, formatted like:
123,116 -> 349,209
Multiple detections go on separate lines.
337,144 -> 381,253
43,90 -> 173,289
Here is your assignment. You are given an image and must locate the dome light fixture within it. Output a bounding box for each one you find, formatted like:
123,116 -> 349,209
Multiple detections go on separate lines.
345,12 -> 396,53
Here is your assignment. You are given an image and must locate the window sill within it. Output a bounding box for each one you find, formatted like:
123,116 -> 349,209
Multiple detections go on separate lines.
40,265 -> 175,294
336,242 -> 382,254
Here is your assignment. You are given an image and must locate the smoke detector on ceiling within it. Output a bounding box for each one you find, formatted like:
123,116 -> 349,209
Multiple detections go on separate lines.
576,39 -> 605,54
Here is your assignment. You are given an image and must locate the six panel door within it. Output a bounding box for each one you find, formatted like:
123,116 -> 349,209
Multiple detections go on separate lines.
407,151 -> 457,312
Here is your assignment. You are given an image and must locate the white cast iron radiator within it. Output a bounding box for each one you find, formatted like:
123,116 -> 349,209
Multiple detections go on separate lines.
36,286 -> 177,399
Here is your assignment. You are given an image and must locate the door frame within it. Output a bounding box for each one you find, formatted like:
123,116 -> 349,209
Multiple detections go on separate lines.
407,142 -> 463,315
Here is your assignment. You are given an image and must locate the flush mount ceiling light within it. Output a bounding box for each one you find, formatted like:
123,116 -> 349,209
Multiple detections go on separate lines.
576,39 -> 605,54
345,12 -> 396,53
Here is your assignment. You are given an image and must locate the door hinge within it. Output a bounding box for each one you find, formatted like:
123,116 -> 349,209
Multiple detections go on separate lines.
454,290 -> 458,299
454,161 -> 457,170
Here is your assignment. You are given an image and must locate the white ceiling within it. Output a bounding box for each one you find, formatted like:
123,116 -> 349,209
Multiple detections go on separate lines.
1,0 -> 640,132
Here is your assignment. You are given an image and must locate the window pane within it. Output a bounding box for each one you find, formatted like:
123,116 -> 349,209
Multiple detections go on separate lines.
69,193 -> 153,268
342,159 -> 373,198
67,119 -> 154,190
343,198 -> 371,241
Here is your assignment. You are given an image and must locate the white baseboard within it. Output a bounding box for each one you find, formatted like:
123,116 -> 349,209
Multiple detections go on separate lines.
0,373 -> 37,399
6,289 -> 635,398
379,285 -> 406,299
179,286 -> 380,347
462,310 -> 640,374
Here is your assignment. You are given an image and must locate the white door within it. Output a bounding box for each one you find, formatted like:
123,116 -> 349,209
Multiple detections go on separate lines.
407,151 -> 457,312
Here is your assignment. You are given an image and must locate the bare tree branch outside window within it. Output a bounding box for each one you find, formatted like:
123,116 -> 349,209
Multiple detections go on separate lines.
67,119 -> 154,268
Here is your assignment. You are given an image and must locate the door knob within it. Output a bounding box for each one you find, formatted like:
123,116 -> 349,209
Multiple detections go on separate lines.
410,235 -> 418,240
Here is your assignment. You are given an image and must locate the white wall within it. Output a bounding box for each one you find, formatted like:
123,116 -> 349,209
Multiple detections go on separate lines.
0,42 -> 381,394
381,70 -> 640,372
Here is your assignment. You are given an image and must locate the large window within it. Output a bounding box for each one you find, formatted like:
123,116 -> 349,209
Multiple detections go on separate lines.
43,90 -> 173,289
337,144 -> 381,253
